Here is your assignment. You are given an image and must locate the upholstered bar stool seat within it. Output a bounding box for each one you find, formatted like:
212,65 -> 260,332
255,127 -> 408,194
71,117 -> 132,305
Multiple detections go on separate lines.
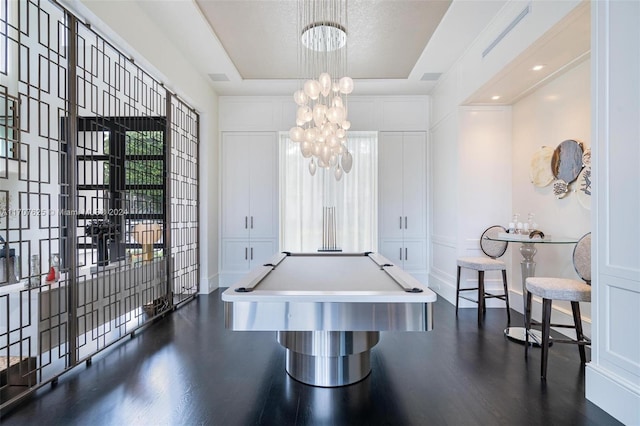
525,278 -> 591,302
457,257 -> 506,271
456,225 -> 511,325
525,232 -> 591,380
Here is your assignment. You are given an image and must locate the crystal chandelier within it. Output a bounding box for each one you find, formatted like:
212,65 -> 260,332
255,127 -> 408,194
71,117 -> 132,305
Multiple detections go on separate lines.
288,0 -> 354,181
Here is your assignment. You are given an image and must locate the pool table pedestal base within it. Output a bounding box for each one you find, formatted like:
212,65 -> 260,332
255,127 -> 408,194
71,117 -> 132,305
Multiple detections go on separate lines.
277,331 -> 380,387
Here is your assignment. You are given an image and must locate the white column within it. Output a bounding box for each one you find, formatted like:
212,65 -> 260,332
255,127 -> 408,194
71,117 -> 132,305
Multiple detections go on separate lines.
586,2 -> 640,424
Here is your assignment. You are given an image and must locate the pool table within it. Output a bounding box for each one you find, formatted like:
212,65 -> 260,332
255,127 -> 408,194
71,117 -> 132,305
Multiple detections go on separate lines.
221,252 -> 437,387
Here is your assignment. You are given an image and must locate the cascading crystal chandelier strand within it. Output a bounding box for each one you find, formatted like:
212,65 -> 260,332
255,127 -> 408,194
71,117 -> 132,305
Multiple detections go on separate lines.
289,0 -> 354,180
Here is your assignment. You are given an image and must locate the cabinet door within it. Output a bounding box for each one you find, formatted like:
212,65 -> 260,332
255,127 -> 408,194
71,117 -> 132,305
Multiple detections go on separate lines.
378,133 -> 404,240
222,134 -> 251,238
221,240 -> 250,272
248,133 -> 277,239
248,240 -> 277,268
401,240 -> 426,271
379,240 -> 425,271
379,240 -> 405,265
401,133 -> 426,240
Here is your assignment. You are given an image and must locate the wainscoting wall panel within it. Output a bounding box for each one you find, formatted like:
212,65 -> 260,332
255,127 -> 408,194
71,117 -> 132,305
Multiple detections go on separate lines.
586,2 -> 640,423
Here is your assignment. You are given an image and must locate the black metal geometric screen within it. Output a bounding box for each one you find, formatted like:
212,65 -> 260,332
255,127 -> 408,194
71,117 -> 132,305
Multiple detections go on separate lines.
0,0 -> 200,413
0,0 -> 69,406
169,97 -> 199,303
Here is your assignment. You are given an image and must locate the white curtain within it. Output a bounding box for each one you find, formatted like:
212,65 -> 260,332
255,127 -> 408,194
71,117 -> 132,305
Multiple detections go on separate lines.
279,131 -> 378,252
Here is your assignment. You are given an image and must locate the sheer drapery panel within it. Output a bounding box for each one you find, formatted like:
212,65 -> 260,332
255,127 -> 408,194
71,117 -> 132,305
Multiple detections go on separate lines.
279,132 -> 377,252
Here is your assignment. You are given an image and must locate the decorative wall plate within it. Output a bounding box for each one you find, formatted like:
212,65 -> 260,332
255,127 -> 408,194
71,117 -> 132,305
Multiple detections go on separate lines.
576,166 -> 592,210
582,148 -> 591,168
529,146 -> 555,187
553,179 -> 570,198
551,139 -> 584,184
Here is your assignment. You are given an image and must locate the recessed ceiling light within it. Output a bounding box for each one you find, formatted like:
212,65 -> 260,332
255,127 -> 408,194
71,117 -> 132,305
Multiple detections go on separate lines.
491,95 -> 501,100
532,64 -> 545,71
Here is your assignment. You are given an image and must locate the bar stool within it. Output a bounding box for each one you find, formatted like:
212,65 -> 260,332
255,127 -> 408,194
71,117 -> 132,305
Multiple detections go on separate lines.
456,225 -> 511,325
525,232 -> 591,380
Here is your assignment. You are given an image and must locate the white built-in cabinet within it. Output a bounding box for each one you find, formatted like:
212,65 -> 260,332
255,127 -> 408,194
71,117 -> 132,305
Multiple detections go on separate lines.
378,132 -> 427,280
220,132 -> 278,286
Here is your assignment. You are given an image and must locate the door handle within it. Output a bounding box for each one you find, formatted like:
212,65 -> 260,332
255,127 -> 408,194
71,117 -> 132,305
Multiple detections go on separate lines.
251,216 -> 254,229
245,216 -> 248,229
244,247 -> 248,260
250,247 -> 254,260
405,247 -> 408,261
399,247 -> 402,260
404,216 -> 407,229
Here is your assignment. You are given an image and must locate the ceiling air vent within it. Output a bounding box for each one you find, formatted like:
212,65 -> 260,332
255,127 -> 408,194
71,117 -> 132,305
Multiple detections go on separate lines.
482,3 -> 531,58
420,73 -> 442,81
208,73 -> 229,82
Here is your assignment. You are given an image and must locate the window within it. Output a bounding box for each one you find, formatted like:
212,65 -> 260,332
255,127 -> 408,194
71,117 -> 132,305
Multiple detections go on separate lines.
279,131 -> 378,252
72,117 -> 166,267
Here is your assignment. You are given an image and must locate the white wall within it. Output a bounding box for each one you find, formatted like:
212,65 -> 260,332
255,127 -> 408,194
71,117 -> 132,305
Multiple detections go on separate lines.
429,1 -> 586,309
218,95 -> 430,287
428,106 -> 513,302
511,58 -> 591,318
457,107 -> 513,305
428,111 -> 458,295
61,0 -> 220,293
219,96 -> 429,132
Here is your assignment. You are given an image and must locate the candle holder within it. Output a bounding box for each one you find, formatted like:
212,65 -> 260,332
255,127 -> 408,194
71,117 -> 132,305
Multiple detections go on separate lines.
85,219 -> 121,266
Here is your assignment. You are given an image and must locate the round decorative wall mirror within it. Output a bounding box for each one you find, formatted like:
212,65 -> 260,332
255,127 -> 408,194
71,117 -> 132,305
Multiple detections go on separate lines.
551,139 -> 584,184
551,139 -> 584,198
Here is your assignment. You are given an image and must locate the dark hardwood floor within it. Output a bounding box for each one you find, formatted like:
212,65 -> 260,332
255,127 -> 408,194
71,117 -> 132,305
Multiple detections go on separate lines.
2,290 -> 620,425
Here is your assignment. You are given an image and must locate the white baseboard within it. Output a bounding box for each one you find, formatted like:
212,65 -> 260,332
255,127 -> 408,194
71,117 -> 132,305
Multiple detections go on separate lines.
428,271 -> 452,303
198,273 -> 219,294
218,272 -> 247,288
586,364 -> 640,425
429,271 -> 512,309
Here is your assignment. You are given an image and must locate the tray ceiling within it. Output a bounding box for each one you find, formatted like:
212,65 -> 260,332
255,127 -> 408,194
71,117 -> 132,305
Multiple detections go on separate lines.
195,0 -> 452,80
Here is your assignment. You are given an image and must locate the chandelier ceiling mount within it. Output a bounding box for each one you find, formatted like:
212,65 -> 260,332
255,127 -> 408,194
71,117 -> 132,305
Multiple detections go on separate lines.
301,22 -> 347,52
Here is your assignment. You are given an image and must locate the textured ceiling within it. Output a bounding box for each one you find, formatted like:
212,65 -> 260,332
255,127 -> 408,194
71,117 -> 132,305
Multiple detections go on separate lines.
195,0 -> 452,80
89,0 -> 589,98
